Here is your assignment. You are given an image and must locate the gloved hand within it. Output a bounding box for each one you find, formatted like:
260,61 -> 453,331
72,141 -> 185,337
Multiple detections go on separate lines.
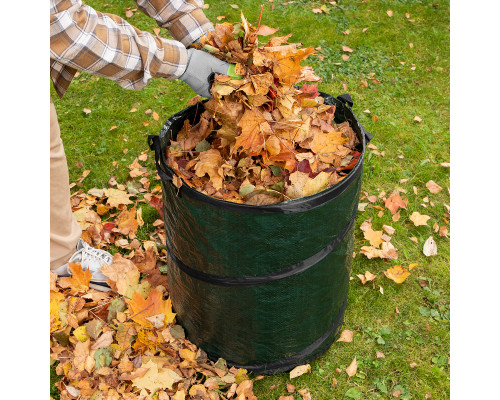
178,48 -> 230,98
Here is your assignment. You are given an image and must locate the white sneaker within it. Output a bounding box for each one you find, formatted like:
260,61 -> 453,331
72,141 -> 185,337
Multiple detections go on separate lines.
52,239 -> 113,291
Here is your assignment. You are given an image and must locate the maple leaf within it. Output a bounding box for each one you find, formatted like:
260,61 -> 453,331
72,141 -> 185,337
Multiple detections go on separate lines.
235,109 -> 266,156
384,190 -> 408,214
363,227 -> 384,248
100,254 -> 140,295
58,263 -> 91,293
127,289 -> 176,327
409,211 -> 430,226
384,265 -> 411,283
132,359 -> 183,393
116,206 -> 139,237
357,271 -> 377,284
193,149 -> 224,190
105,188 -> 133,208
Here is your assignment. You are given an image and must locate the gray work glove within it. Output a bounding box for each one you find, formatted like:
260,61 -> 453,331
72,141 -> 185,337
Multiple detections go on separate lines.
178,48 -> 230,98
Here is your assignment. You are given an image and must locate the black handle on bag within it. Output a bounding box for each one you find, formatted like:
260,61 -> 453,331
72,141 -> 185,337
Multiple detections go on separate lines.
148,135 -> 173,182
336,93 -> 374,143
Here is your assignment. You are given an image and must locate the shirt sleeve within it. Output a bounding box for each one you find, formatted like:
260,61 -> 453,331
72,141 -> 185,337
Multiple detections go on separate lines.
135,0 -> 214,47
50,0 -> 189,98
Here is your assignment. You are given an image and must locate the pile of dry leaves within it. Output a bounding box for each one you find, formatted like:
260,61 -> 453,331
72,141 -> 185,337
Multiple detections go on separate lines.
50,259 -> 262,400
166,12 -> 362,205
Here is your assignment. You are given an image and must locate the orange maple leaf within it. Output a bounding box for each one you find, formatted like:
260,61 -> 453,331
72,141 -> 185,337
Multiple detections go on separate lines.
58,263 -> 91,293
384,190 -> 408,214
127,289 -> 176,327
235,109 -> 266,156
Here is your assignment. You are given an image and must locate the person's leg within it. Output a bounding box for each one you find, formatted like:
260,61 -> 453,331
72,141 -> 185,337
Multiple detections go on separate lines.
50,99 -> 82,270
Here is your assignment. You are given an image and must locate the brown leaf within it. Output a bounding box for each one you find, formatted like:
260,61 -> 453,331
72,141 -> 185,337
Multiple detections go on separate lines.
105,188 -> 133,208
255,25 -> 279,36
298,388 -> 311,400
426,180 -> 443,193
414,115 -> 422,122
337,329 -> 354,343
387,10 -> 393,17
346,357 -> 357,377
194,149 -> 224,190
342,45 -> 354,53
235,108 -> 266,155
384,190 -> 408,214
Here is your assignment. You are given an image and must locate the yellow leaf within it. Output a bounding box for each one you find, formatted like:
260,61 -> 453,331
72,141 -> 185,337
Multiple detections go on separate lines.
73,326 -> 89,342
302,171 -> 331,197
408,263 -> 418,270
363,228 -> 384,248
132,360 -> 183,393
409,211 -> 430,226
101,254 -> 140,295
105,188 -> 133,208
193,149 -> 224,190
384,265 -> 411,283
290,364 -> 311,379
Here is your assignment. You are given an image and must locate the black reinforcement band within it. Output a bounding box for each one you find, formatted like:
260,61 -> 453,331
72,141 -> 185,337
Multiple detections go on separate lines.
167,213 -> 356,287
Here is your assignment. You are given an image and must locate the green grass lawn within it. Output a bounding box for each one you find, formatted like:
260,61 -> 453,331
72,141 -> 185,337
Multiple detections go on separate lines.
51,0 -> 449,398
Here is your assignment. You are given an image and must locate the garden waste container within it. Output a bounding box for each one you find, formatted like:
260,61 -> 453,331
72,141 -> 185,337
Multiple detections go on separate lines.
148,93 -> 373,374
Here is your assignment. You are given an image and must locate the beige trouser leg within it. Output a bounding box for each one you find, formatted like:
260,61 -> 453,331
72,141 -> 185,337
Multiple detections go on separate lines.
50,100 -> 81,270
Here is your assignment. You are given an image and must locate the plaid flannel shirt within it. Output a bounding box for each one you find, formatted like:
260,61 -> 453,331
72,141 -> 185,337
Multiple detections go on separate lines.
50,0 -> 213,98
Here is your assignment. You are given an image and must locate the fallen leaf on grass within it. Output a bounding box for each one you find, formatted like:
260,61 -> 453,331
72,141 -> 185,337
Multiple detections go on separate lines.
376,351 -> 385,358
361,242 -> 398,260
286,383 -> 295,393
414,115 -> 422,122
290,364 -> 311,379
384,190 -> 408,214
363,227 -> 384,247
337,329 -> 354,343
109,126 -> 118,131
423,236 -> 437,256
439,226 -> 448,237
298,388 -> 311,400
393,389 -> 402,397
387,10 -> 393,17
356,271 -> 377,285
346,357 -> 357,377
105,188 -> 133,208
409,211 -> 430,226
426,180 -> 443,193
101,254 -> 140,295
383,225 -> 395,235
342,45 -> 354,53
384,265 -> 411,283
83,108 -> 91,114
